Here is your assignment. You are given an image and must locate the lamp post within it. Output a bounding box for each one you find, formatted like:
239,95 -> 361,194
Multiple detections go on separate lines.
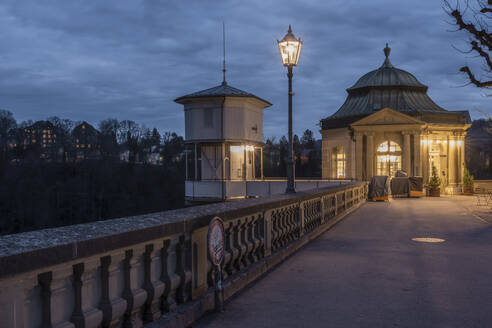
278,25 -> 302,194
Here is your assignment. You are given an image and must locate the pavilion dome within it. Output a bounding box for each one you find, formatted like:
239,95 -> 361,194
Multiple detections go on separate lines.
324,44 -> 451,126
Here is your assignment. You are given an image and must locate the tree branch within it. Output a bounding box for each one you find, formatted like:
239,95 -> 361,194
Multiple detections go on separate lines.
471,41 -> 492,70
451,9 -> 492,50
459,66 -> 492,87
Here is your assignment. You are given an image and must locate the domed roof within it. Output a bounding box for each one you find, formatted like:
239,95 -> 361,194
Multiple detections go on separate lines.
347,46 -> 427,91
324,44 -> 450,124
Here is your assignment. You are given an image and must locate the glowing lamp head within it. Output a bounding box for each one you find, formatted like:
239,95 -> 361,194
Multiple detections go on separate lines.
278,25 -> 302,67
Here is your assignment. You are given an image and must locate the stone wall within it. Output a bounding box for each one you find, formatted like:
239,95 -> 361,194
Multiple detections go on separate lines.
0,182 -> 368,328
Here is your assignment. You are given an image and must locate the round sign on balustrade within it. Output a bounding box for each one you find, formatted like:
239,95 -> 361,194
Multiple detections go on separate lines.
208,217 -> 225,266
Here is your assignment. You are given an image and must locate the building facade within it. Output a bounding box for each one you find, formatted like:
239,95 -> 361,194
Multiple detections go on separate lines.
320,45 -> 471,193
175,80 -> 272,201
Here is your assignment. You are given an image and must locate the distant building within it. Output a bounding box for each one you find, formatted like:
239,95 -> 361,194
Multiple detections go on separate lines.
466,119 -> 492,179
72,121 -> 101,161
23,121 -> 58,159
320,45 -> 471,193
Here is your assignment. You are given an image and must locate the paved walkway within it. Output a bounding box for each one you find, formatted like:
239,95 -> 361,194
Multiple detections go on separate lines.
195,197 -> 492,328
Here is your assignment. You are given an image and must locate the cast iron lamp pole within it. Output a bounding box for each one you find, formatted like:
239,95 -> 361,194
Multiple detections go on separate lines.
278,25 -> 302,194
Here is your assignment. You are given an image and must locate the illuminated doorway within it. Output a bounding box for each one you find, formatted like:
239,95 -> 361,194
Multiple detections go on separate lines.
376,141 -> 402,176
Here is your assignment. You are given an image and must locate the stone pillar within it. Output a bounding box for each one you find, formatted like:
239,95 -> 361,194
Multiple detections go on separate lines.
355,133 -> 363,181
421,135 -> 429,182
350,137 -> 356,179
365,132 -> 374,180
458,134 -> 465,185
448,136 -> 457,185
403,131 -> 411,174
321,139 -> 329,179
413,132 -> 421,176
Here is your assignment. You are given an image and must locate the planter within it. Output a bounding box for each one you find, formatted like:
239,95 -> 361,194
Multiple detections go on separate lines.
427,187 -> 440,197
463,185 -> 474,195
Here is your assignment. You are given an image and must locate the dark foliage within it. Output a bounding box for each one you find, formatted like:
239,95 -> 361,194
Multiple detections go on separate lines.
263,129 -> 322,178
0,160 -> 184,235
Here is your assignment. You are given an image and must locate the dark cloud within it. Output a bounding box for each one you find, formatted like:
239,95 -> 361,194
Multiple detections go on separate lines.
0,0 -> 488,138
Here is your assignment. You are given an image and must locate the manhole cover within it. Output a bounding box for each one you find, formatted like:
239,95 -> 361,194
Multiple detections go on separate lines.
412,238 -> 445,243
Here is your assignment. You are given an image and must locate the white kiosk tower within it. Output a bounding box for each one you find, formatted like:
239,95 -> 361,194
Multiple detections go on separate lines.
175,78 -> 271,202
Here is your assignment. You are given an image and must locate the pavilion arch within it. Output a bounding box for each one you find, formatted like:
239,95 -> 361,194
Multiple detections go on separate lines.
376,140 -> 402,176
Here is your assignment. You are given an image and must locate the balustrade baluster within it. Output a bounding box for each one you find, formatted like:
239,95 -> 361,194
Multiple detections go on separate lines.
254,215 -> 264,260
99,256 -> 112,328
222,222 -> 234,279
240,219 -> 251,268
71,263 -> 84,328
176,235 -> 191,304
143,243 -> 164,322
160,239 -> 176,313
122,250 -> 135,328
271,212 -> 279,251
231,220 -> 241,271
38,271 -> 52,328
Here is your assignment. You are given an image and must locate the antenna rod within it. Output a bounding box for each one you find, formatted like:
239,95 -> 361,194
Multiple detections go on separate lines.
222,21 -> 227,85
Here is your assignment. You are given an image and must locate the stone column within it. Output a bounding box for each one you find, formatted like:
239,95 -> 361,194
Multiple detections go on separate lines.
355,133 -> 363,181
413,132 -> 421,176
448,136 -> 457,185
350,137 -> 356,179
403,131 -> 411,174
365,132 -> 374,180
421,134 -> 429,182
458,134 -> 465,185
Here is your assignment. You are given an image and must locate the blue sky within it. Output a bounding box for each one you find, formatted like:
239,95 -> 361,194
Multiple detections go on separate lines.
0,0 -> 489,139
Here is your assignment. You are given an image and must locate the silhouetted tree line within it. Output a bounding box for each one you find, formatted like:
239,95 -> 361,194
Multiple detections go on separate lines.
0,108 -> 324,235
263,129 -> 322,178
0,110 -> 185,235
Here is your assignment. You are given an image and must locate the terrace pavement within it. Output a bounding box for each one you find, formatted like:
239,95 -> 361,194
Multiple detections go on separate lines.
195,196 -> 492,328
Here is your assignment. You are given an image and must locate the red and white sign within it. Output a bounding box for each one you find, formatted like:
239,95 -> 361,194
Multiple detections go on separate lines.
208,217 -> 225,266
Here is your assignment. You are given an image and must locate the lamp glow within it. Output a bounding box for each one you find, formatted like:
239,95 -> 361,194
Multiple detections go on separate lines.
277,26 -> 302,67
450,140 -> 455,147
457,140 -> 463,146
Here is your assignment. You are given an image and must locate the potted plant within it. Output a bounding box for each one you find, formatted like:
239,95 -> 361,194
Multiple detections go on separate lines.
426,165 -> 441,197
463,168 -> 474,195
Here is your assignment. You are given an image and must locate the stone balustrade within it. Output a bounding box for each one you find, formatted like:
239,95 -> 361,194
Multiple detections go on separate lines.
0,182 -> 368,328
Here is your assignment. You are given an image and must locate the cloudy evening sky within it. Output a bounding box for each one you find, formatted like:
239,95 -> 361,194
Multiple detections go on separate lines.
0,0 -> 489,138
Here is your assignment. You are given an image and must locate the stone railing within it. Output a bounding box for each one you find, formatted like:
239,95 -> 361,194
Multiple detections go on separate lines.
0,182 -> 368,328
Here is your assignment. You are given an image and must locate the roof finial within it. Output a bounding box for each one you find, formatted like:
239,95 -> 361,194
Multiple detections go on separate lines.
222,21 -> 227,86
381,42 -> 393,68
384,43 -> 391,58
288,24 -> 292,33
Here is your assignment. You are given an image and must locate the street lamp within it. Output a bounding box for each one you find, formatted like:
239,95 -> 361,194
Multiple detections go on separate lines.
278,25 -> 302,193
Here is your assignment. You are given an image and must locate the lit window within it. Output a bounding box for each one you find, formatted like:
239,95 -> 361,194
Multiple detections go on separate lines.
32,139 -> 36,143
333,147 -> 345,179
376,141 -> 401,176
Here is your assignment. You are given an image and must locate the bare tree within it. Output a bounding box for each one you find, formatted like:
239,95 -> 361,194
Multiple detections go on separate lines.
445,0 -> 491,89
